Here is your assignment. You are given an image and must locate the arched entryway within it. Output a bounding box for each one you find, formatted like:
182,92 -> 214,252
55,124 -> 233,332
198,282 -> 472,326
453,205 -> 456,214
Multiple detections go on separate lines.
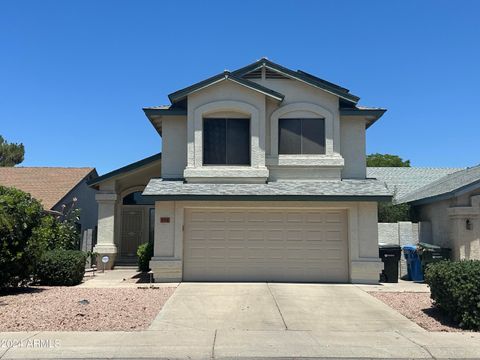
118,188 -> 155,262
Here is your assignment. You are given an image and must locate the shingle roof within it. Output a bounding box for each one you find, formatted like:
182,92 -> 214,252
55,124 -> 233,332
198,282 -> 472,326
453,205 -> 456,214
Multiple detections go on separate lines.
0,167 -> 96,209
143,179 -> 391,201
367,167 -> 463,201
88,153 -> 161,188
397,165 -> 480,205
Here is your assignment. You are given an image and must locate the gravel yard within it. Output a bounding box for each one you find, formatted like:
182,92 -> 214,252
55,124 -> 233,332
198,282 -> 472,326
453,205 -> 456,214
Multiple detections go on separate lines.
370,291 -> 469,332
0,286 -> 175,331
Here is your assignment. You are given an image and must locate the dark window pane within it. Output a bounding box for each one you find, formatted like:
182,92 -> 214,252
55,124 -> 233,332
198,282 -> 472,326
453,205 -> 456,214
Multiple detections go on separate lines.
279,119 -> 301,154
226,119 -> 250,165
203,118 -> 226,165
123,191 -> 154,205
302,119 -> 325,154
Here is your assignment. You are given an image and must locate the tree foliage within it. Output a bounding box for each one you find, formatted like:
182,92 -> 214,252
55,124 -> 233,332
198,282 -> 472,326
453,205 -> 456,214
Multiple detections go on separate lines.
0,186 -> 45,288
0,186 -> 82,289
378,202 -> 411,223
367,153 -> 410,167
31,200 -> 81,251
0,135 -> 25,167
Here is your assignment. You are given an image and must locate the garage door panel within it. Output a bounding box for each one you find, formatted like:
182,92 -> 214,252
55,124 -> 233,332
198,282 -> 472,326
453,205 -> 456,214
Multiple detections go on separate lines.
184,208 -> 348,282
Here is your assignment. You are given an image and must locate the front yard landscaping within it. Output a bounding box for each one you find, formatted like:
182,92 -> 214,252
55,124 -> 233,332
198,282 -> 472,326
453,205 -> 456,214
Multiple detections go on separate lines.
370,291 -> 466,332
0,287 -> 174,331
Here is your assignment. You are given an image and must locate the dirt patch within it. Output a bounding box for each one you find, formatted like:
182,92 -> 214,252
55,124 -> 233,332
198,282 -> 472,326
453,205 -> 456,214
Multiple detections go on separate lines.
370,291 -> 472,332
0,286 -> 175,331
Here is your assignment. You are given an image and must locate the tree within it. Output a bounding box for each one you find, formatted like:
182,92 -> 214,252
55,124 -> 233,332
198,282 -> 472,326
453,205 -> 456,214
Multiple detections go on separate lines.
0,186 -> 46,288
366,154 -> 412,222
367,153 -> 410,167
0,135 -> 25,166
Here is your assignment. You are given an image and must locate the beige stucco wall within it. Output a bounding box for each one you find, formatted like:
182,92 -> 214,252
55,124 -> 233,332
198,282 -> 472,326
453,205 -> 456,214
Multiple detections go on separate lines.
415,199 -> 452,248
150,200 -> 383,284
414,190 -> 480,260
340,116 -> 367,179
185,80 -> 268,182
158,76 -> 370,183
161,117 -> 187,179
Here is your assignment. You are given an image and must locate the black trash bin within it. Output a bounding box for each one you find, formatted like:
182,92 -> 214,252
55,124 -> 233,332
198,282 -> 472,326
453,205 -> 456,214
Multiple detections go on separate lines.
417,242 -> 451,273
379,243 -> 402,283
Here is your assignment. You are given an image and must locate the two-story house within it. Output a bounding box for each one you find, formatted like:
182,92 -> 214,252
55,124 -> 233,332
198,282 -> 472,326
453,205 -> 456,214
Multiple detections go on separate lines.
89,58 -> 391,283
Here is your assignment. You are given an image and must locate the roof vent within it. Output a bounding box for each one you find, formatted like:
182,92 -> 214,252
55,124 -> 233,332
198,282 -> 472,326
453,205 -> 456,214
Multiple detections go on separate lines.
265,68 -> 289,79
242,68 -> 262,79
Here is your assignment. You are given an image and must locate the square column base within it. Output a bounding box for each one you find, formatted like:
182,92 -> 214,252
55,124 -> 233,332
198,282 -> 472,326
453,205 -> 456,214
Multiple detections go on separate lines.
150,258 -> 182,282
350,259 -> 383,284
93,244 -> 117,270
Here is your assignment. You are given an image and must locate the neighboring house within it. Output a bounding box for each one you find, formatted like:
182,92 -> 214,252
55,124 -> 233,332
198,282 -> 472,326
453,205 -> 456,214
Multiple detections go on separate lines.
0,167 -> 98,233
89,58 -> 392,283
367,167 -> 463,201
397,165 -> 480,261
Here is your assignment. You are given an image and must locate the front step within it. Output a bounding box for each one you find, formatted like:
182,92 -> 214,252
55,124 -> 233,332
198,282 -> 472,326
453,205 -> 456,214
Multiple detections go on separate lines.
114,264 -> 138,269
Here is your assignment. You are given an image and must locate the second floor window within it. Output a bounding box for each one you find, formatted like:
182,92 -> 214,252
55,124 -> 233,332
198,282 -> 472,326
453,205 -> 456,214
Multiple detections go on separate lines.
279,118 -> 325,155
203,118 -> 250,165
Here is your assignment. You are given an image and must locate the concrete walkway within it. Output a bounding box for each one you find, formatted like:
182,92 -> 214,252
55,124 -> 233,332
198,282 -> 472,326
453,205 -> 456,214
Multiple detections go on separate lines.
1,283 -> 479,359
78,269 -> 179,289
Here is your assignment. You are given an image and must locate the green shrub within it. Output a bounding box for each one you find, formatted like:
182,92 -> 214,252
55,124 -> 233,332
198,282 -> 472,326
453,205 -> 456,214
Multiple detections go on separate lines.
0,186 -> 46,289
137,242 -> 153,272
425,260 -> 480,330
36,249 -> 87,286
31,210 -> 80,251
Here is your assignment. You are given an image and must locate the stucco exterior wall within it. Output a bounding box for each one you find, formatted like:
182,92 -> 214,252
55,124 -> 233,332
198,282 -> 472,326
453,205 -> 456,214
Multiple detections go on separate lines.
161,117 -> 187,179
161,76 -> 370,182
414,190 -> 480,260
415,199 -> 452,248
150,200 -> 383,284
185,80 -> 268,182
340,116 -> 367,179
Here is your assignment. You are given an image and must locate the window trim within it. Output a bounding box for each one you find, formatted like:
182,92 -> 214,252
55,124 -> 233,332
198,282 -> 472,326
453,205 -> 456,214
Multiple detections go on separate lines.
202,117 -> 251,166
278,117 -> 326,155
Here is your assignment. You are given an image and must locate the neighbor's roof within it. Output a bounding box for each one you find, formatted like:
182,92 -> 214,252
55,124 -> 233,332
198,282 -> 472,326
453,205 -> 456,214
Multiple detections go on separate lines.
0,167 -> 97,209
367,167 -> 463,201
88,153 -> 162,188
397,165 -> 480,205
143,179 -> 392,201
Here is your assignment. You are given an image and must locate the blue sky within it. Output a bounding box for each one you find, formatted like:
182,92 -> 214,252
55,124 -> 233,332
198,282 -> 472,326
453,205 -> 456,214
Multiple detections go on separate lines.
1,0 -> 479,174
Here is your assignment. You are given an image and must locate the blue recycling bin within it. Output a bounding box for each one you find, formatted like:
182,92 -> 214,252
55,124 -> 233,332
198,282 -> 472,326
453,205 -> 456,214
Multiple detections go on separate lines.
403,245 -> 423,281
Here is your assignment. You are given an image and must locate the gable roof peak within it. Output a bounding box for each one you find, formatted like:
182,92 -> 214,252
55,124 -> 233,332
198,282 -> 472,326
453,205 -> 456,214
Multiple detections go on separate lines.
233,58 -> 360,103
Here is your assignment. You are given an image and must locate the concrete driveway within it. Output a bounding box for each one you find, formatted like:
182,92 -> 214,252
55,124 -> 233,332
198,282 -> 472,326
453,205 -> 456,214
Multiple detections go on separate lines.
149,282 -> 422,332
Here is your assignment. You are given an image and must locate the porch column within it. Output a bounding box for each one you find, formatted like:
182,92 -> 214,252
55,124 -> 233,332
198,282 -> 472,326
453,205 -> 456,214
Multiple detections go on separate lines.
93,192 -> 118,269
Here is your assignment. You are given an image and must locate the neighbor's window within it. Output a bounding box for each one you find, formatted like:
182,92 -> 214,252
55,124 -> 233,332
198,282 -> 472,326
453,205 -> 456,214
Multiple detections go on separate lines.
203,118 -> 250,165
278,118 -> 325,154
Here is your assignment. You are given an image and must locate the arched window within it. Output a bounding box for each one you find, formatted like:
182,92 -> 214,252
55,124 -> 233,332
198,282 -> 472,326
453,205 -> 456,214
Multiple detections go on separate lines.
122,191 -> 154,205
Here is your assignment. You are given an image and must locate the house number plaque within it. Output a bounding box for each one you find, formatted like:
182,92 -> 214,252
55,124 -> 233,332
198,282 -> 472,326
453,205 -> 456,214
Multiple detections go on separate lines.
160,217 -> 170,223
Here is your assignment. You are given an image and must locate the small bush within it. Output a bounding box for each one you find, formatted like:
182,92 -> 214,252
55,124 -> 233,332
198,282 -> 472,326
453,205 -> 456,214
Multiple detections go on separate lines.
0,186 -> 46,289
137,242 -> 153,272
31,212 -> 80,251
425,260 -> 480,330
36,249 -> 87,286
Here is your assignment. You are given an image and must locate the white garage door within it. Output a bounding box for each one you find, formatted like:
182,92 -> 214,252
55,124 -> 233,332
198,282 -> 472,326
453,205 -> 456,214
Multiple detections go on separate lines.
183,208 -> 348,282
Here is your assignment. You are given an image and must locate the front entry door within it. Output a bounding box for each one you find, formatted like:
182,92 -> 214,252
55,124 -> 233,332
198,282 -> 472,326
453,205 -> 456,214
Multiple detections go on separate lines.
121,208 -> 144,257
